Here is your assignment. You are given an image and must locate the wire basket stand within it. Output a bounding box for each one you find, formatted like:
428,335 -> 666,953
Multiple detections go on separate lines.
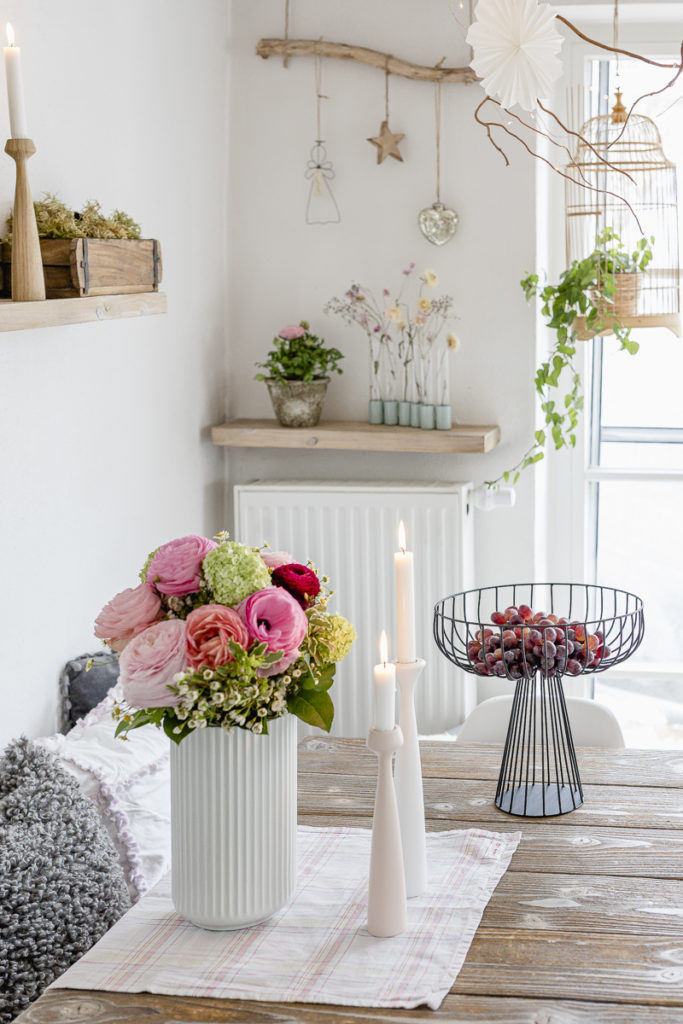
433,584 -> 644,817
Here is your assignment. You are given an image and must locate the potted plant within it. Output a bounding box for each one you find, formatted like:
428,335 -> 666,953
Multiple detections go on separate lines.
486,230 -> 652,488
255,321 -> 344,428
590,227 -> 654,318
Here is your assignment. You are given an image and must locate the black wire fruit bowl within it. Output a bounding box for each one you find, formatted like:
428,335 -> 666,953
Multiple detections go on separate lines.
433,584 -> 644,818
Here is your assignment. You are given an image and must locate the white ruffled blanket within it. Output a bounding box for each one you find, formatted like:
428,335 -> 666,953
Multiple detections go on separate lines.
36,685 -> 171,901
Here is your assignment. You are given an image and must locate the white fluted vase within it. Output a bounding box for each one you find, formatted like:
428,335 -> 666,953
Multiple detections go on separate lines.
170,715 -> 297,930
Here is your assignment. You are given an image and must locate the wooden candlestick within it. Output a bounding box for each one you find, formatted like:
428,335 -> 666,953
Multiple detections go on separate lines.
5,138 -> 45,301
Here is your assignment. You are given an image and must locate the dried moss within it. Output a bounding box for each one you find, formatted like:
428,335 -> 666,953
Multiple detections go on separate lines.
5,193 -> 142,241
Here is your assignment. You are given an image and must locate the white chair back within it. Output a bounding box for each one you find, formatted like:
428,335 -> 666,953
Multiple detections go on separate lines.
457,694 -> 625,748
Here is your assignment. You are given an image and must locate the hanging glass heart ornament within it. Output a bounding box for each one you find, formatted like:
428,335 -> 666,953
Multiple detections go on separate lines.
418,201 -> 459,246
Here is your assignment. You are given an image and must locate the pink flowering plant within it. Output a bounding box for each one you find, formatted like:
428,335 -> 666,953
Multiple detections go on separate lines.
324,265 -> 458,406
94,533 -> 356,742
254,321 -> 344,383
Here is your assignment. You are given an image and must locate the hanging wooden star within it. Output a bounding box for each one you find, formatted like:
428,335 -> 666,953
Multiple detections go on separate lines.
367,120 -> 405,163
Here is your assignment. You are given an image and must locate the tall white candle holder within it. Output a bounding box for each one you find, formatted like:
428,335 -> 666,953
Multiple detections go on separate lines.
393,658 -> 427,898
367,724 -> 407,938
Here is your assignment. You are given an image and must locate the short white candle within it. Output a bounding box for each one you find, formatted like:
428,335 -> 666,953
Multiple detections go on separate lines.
394,520 -> 416,664
4,23 -> 28,139
373,630 -> 396,731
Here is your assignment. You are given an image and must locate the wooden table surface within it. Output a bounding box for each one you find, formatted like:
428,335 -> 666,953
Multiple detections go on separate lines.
17,739 -> 683,1024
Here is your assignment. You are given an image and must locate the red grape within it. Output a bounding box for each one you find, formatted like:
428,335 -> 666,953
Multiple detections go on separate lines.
491,611 -> 506,625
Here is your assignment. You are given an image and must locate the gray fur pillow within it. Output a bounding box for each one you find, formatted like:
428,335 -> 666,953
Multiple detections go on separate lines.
0,738 -> 131,1022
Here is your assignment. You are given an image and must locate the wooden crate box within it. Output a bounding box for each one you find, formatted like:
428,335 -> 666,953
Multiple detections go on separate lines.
1,237 -> 162,298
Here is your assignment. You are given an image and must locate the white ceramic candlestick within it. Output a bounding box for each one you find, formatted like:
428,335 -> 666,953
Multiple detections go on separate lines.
367,725 -> 407,938
393,658 -> 427,898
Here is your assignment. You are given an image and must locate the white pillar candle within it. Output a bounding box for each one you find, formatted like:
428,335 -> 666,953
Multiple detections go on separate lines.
373,630 -> 396,731
394,520 -> 416,663
4,24 -> 28,139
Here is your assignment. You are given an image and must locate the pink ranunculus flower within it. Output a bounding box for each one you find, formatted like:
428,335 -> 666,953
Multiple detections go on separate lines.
94,583 -> 163,652
278,325 -> 306,340
186,604 -> 250,670
239,587 -> 308,676
118,619 -> 187,709
261,550 -> 295,571
146,534 -> 218,596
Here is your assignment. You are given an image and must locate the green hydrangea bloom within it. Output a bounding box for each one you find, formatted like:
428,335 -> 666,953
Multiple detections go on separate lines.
203,542 -> 271,606
306,610 -> 356,666
139,547 -> 159,584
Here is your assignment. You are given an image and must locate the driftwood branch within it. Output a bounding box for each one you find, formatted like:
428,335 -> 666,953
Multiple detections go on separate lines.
256,38 -> 478,84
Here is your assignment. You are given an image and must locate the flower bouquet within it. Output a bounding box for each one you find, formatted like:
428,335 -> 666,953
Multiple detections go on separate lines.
324,263 -> 459,429
94,533 -> 356,743
95,532 -> 356,929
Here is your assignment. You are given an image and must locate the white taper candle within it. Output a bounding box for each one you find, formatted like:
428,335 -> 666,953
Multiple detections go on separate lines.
4,24 -> 28,138
394,520 -> 416,663
373,630 -> 396,731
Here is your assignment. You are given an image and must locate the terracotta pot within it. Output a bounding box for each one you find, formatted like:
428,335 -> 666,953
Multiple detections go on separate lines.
266,378 -> 329,428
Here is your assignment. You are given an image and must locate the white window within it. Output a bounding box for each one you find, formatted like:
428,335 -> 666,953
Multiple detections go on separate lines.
582,52 -> 683,746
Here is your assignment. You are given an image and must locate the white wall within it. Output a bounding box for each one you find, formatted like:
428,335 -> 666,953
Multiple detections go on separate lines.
0,0 -> 229,745
225,1 -> 542,589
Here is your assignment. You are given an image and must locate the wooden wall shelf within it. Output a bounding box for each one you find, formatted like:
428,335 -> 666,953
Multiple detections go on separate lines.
211,418 -> 500,454
0,291 -> 167,332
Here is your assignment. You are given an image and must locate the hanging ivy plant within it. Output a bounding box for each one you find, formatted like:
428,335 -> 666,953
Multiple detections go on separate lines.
486,229 -> 653,489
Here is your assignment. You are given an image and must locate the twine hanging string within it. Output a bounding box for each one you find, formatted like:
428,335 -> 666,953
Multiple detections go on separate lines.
434,81 -> 442,202
384,60 -> 390,122
283,0 -> 290,68
315,50 -> 327,143
613,0 -> 620,86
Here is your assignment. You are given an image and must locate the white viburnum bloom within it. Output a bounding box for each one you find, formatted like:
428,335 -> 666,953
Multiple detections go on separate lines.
466,0 -> 563,112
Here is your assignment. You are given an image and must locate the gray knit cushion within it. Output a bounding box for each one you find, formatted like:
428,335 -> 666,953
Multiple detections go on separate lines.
0,738 -> 131,1022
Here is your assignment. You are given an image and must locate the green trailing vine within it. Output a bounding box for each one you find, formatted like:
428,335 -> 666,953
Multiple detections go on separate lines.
486,229 -> 654,489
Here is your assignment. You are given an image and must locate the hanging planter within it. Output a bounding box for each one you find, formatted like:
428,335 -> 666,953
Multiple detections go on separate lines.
566,96 -> 680,335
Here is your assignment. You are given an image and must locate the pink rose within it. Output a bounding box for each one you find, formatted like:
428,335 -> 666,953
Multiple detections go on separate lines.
239,587 -> 308,676
278,325 -> 306,340
261,550 -> 295,571
186,604 -> 250,670
119,619 -> 187,708
94,583 -> 163,652
146,535 -> 217,596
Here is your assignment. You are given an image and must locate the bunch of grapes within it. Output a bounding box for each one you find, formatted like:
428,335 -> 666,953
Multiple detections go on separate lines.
466,604 -> 609,679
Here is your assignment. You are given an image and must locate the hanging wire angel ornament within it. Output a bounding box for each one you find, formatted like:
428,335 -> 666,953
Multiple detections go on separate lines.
305,55 -> 341,224
305,140 -> 340,224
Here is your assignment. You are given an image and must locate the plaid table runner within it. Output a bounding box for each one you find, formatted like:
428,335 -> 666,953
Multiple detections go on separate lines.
53,824 -> 520,1009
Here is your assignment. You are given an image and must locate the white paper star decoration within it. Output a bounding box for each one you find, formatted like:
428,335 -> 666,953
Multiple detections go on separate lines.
466,0 -> 564,112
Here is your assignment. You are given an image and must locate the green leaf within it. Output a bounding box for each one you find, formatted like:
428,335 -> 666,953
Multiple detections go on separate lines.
286,688 -> 334,732
535,429 -> 546,446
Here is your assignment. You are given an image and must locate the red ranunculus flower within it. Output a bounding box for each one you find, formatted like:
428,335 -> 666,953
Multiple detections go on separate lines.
271,563 -> 321,608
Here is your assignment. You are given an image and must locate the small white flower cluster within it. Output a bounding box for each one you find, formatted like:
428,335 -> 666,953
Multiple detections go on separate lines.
169,667 -> 290,736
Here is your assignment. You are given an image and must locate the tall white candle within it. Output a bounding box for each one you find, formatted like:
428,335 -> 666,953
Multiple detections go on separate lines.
394,520 -> 416,663
4,24 -> 28,139
373,630 -> 396,731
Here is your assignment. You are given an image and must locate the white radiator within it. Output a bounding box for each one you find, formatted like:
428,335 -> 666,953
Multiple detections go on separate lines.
234,481 -> 475,738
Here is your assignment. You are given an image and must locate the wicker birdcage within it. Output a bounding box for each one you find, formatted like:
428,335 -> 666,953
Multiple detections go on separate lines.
565,94 -> 680,337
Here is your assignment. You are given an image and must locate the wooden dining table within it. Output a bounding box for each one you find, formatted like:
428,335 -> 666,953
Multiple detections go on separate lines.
16,738 -> 683,1023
